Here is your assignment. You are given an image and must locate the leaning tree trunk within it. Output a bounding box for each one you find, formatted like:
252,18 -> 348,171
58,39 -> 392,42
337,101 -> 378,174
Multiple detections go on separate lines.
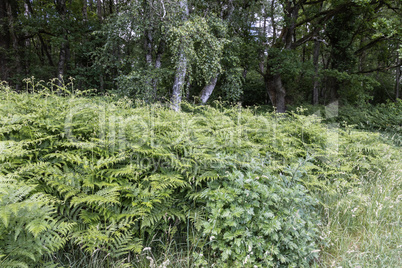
171,0 -> 189,112
199,75 -> 218,104
196,1 -> 235,105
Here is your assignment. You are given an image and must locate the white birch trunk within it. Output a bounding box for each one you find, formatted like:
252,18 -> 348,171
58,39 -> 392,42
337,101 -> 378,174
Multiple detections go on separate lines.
171,0 -> 189,111
199,75 -> 218,104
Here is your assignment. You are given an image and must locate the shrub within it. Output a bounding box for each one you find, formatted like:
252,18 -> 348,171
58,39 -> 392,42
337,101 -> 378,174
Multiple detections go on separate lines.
197,169 -> 319,267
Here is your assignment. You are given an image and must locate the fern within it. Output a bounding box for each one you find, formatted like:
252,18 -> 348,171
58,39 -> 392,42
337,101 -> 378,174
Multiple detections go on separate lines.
0,177 -> 69,267
1,86 -> 400,266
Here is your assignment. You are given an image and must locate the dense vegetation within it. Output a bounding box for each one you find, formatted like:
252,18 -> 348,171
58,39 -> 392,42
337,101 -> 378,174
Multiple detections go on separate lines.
1,0 -> 401,110
0,81 -> 400,267
1,0 -> 401,267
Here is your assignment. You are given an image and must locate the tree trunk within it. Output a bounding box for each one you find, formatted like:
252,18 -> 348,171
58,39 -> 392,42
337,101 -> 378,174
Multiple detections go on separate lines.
82,0 -> 88,22
57,38 -> 69,86
152,40 -> 164,100
145,29 -> 153,66
396,50 -> 401,100
97,0 -> 102,21
6,0 -> 22,90
144,28 -> 155,101
265,74 -> 276,107
109,0 -> 113,14
171,0 -> 189,112
171,50 -> 187,111
56,0 -> 69,87
265,72 -> 286,113
199,75 -> 218,104
25,0 -> 54,67
274,75 -> 286,113
0,0 -> 10,81
312,39 -> 320,105
263,1 -> 300,113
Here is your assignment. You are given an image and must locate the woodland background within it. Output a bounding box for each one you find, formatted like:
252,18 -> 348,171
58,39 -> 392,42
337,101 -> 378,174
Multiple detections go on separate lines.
0,0 -> 401,111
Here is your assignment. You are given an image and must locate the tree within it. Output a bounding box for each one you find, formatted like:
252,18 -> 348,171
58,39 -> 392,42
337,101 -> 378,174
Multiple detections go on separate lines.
170,0 -> 189,111
0,0 -> 400,107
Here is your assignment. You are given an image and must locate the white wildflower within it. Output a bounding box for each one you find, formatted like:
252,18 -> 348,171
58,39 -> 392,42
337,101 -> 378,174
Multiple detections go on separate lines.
146,256 -> 155,268
243,254 -> 250,265
159,259 -> 170,268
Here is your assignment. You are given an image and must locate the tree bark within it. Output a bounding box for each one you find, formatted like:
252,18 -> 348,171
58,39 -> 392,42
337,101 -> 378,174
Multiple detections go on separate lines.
82,0 -> 88,22
171,0 -> 189,112
25,0 -> 54,67
97,0 -> 102,21
171,49 -> 187,111
152,40 -> 164,99
312,38 -> 320,105
199,75 -> 218,104
264,0 -> 300,113
0,0 -> 10,81
396,50 -> 401,100
145,29 -> 153,66
57,39 -> 69,86
144,28 -> 155,101
56,0 -> 69,87
265,72 -> 286,113
109,0 -> 113,14
5,0 -> 22,90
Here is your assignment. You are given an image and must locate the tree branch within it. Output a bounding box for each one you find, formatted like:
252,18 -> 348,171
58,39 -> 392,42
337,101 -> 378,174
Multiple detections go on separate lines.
354,36 -> 391,55
354,63 -> 401,74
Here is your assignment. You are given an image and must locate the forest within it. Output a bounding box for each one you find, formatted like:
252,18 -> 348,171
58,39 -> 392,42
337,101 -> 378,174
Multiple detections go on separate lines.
1,0 -> 401,109
0,0 -> 401,267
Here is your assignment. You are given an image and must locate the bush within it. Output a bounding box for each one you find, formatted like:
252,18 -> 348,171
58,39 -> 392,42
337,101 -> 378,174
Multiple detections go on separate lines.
197,169 -> 319,267
337,100 -> 402,133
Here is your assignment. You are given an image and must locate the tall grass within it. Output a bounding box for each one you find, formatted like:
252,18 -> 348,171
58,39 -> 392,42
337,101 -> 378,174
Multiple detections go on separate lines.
318,151 -> 401,267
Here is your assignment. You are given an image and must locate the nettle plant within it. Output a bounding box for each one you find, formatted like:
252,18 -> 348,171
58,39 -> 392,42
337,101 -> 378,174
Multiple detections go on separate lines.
194,167 -> 319,268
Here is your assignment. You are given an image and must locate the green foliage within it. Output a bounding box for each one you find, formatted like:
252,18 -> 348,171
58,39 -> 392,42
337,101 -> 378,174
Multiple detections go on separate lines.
317,142 -> 401,267
217,69 -> 244,102
0,177 -> 71,267
322,70 -> 379,105
167,14 -> 228,84
337,100 -> 402,133
0,81 -> 400,266
197,169 -> 319,267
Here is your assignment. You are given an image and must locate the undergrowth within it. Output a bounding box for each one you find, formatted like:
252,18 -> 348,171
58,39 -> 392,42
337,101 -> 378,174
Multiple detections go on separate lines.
0,79 -> 400,267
